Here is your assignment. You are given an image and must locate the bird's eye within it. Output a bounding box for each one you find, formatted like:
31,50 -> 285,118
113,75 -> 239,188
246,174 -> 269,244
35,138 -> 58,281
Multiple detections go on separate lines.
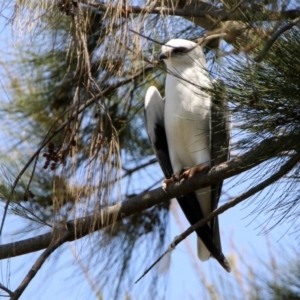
173,47 -> 188,54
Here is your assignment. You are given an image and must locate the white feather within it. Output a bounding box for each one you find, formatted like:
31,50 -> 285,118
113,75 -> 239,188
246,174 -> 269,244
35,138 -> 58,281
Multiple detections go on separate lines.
162,39 -> 212,261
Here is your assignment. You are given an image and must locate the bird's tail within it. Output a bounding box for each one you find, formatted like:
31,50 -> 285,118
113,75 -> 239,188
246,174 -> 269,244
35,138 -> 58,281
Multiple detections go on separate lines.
177,189 -> 231,272
197,232 -> 231,273
196,187 -> 231,272
197,237 -> 211,261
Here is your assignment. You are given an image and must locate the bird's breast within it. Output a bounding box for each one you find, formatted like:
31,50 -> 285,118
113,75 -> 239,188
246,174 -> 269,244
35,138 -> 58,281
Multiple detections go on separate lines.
164,75 -> 211,168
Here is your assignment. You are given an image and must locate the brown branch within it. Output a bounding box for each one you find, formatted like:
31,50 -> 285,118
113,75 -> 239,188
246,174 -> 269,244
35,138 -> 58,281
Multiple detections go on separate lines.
135,153 -> 300,282
10,231 -> 72,300
82,1 -> 300,22
0,135 -> 298,260
254,16 -> 300,62
0,283 -> 13,297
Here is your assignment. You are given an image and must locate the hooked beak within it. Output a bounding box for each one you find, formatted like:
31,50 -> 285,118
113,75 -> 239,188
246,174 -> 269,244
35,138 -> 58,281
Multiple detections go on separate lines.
159,52 -> 168,61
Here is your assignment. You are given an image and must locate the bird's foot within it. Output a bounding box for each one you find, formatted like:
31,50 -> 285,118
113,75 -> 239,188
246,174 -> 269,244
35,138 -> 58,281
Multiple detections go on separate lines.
180,164 -> 209,181
162,173 -> 180,191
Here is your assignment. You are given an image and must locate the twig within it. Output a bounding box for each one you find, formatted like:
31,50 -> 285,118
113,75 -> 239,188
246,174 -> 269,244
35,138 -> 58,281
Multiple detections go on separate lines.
0,199 -> 10,238
128,28 -> 227,51
196,32 -> 228,46
122,158 -> 157,174
254,16 -> 300,62
0,135 -> 297,260
100,158 -> 158,189
10,66 -> 154,194
10,231 -> 72,300
0,283 -> 13,297
128,29 -> 165,46
135,153 -> 300,282
210,0 -> 245,31
135,244 -> 175,284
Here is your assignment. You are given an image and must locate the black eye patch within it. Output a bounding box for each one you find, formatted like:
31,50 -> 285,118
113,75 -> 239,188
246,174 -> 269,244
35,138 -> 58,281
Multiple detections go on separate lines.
172,47 -> 189,54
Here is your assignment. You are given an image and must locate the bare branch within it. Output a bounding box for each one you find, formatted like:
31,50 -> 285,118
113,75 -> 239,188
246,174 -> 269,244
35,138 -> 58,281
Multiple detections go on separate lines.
0,283 -> 13,297
0,135 -> 298,260
135,153 -> 300,282
122,158 -> 157,175
82,1 -> 300,23
10,231 -> 72,300
254,16 -> 300,62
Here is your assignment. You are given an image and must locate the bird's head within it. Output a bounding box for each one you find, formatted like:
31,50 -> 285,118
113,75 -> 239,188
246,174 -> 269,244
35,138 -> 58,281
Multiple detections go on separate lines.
159,39 -> 206,69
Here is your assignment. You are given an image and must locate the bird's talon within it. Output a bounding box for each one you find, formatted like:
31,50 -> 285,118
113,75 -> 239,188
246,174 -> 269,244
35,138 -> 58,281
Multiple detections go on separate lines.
172,173 -> 180,181
180,164 -> 209,180
161,182 -> 168,192
162,173 -> 180,189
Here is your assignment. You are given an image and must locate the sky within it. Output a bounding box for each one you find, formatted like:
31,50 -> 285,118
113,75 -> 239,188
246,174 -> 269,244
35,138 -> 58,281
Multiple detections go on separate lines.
0,2 -> 299,300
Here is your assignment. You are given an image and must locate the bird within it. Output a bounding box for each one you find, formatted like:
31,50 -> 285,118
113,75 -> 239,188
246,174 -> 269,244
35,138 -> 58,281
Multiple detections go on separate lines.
144,39 -> 231,272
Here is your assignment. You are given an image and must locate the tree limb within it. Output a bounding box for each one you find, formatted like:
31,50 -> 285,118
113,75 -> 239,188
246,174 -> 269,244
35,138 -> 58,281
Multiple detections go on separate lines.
82,1 -> 300,23
10,231 -> 73,300
0,283 -> 13,297
0,135 -> 298,260
254,16 -> 300,62
135,152 -> 300,282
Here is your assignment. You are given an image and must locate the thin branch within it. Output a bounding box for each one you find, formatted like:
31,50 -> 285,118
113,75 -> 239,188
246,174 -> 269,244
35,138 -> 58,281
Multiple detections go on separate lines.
0,200 -> 10,238
128,29 -> 165,46
99,158 -> 158,190
10,231 -> 72,300
0,283 -> 13,297
135,250 -> 169,283
10,66 -> 154,194
209,0 -> 245,31
0,135 -> 298,260
254,16 -> 300,62
135,153 -> 300,282
122,158 -> 157,174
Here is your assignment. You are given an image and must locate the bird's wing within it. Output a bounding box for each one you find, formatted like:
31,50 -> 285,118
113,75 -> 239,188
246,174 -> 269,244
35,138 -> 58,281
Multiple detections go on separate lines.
210,79 -> 231,251
144,86 -> 173,178
145,86 -> 230,272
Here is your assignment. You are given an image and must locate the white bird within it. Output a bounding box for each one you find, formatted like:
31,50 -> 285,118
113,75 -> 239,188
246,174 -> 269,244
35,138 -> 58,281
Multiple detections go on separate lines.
144,39 -> 231,272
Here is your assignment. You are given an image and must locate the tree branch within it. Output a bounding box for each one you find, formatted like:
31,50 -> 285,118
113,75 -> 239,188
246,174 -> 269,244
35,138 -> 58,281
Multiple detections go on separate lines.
0,283 -> 13,297
254,16 -> 300,62
10,231 -> 72,300
0,135 -> 298,260
135,153 -> 300,282
82,1 -> 300,23
209,0 -> 245,31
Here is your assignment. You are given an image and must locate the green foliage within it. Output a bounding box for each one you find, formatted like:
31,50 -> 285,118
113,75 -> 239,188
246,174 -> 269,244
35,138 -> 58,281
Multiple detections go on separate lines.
226,25 -> 300,139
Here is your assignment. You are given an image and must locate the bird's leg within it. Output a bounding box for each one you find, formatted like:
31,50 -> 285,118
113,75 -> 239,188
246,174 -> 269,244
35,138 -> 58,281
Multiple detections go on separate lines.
180,164 -> 209,181
162,172 -> 181,190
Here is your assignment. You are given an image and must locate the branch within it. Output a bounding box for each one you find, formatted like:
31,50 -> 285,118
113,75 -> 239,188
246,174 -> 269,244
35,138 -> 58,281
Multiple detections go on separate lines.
135,153 -> 300,282
0,283 -> 13,297
10,231 -> 72,300
254,16 -> 300,62
0,135 -> 298,260
209,0 -> 245,31
82,1 -> 300,23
